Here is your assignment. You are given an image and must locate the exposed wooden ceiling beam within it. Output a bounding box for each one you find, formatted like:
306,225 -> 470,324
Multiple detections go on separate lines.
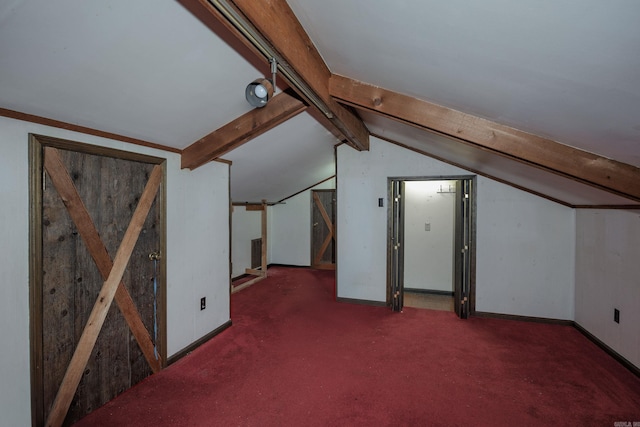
330,75 -> 640,202
229,0 -> 369,151
177,0 -> 348,151
181,90 -> 306,170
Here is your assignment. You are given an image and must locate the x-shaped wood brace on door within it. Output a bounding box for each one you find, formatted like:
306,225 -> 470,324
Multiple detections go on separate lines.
312,192 -> 335,266
43,147 -> 163,427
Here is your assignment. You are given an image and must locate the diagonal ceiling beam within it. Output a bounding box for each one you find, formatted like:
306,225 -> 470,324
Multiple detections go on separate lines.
179,0 -> 369,151
182,90 -> 306,170
330,74 -> 640,202
228,0 -> 369,150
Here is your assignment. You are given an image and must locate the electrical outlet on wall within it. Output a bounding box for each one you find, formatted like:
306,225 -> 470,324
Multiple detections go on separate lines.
201,297 -> 206,310
425,223 -> 431,231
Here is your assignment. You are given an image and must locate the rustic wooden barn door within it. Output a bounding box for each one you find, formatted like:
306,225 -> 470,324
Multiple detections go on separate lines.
30,135 -> 166,427
311,190 -> 336,269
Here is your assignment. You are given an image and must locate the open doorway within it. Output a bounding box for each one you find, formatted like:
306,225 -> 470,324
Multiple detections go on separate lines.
387,176 -> 475,318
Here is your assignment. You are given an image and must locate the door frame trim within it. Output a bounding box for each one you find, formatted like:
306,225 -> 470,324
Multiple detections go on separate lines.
386,175 -> 477,315
28,134 -> 167,426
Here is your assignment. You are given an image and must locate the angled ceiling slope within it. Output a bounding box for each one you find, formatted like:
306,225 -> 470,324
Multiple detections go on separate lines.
177,0 -> 369,152
0,0 -> 263,150
173,0 -> 369,202
285,0 -> 640,207
0,0 -> 347,202
3,1 -> 640,206
287,0 -> 640,166
363,112 -> 638,207
224,112 -> 338,203
330,76 -> 640,206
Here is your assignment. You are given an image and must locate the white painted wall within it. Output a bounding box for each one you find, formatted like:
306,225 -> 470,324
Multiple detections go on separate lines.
404,180 -> 456,292
0,116 -> 230,427
337,137 -> 575,321
269,178 -> 335,266
231,207 -> 262,277
475,178 -> 575,319
575,209 -> 640,369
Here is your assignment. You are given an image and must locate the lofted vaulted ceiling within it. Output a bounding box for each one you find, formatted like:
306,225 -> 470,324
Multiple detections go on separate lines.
1,0 -> 639,206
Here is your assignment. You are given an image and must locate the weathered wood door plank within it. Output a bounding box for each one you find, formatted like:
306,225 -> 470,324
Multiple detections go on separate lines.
43,147 -> 162,373
311,191 -> 335,267
45,164 -> 163,427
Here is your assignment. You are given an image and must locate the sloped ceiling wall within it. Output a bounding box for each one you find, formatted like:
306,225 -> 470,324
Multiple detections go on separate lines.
287,0 -> 640,167
1,0 -> 639,205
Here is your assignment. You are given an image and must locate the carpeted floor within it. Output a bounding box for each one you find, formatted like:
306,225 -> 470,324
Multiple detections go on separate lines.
74,266 -> 640,426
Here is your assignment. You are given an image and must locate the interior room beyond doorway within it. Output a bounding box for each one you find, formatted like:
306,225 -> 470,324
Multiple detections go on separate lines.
403,180 -> 457,312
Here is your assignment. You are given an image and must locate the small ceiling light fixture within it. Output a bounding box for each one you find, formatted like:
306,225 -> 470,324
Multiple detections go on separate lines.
245,58 -> 278,108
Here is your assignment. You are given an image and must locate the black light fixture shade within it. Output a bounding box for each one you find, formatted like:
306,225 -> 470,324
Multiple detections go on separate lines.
245,78 -> 274,108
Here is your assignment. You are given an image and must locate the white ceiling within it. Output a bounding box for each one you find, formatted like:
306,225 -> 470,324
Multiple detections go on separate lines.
0,0 -> 260,148
287,0 -> 640,167
223,112 -> 337,203
1,0 -> 639,205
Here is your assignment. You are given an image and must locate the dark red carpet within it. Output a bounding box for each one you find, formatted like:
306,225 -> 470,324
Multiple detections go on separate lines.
74,267 -> 640,426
